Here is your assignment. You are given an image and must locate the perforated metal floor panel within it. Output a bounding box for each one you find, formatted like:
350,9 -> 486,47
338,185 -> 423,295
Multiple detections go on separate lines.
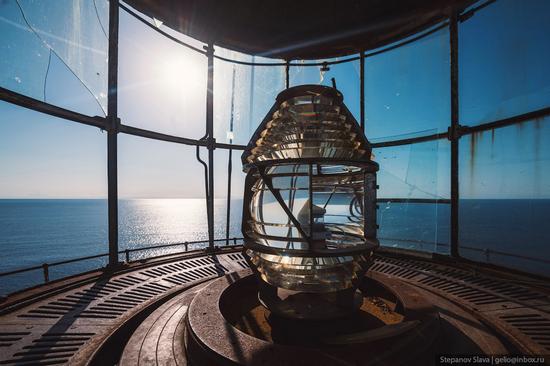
0,250 -> 248,366
0,248 -> 548,365
370,256 -> 550,355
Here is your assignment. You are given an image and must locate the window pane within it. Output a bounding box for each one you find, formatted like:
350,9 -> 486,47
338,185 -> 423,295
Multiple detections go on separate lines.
377,203 -> 450,254
214,148 -> 246,243
118,10 -> 207,138
460,0 -> 550,126
375,139 -> 450,200
374,139 -> 450,254
214,51 -> 285,146
365,25 -> 450,142
459,117 -> 550,277
0,0 -> 108,115
290,59 -> 361,120
118,135 -> 209,257
0,101 -> 107,295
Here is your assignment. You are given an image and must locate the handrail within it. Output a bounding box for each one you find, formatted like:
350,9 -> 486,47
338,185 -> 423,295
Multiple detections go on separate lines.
378,237 -> 550,266
0,238 -> 244,285
460,245 -> 550,265
3,235 -> 548,288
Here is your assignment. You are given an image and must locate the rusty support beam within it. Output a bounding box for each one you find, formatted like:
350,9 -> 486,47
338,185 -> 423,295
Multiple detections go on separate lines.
449,11 -> 459,258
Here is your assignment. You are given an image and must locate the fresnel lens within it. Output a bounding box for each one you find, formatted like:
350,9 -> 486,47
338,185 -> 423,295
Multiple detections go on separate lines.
241,85 -> 379,319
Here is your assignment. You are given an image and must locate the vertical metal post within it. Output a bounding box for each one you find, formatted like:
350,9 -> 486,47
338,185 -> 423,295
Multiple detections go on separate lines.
107,0 -> 119,267
308,164 -> 314,239
248,56 -> 255,143
205,43 -> 215,250
285,61 -> 290,89
450,11 -> 460,258
359,51 -> 365,131
42,263 -> 49,283
226,67 -> 236,245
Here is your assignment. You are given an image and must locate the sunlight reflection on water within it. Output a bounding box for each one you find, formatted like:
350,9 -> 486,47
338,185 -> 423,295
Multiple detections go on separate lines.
119,198 -> 243,254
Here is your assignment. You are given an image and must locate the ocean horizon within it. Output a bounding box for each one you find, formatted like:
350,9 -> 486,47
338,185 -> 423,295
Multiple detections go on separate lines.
1,198 -> 549,295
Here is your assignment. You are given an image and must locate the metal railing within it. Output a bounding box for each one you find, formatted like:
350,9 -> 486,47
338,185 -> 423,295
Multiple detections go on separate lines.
378,239 -> 550,266
2,236 -> 547,294
459,245 -> 550,265
0,237 -> 243,286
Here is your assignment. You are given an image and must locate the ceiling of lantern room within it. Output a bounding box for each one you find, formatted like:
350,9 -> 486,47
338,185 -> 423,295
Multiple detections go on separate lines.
123,0 -> 475,59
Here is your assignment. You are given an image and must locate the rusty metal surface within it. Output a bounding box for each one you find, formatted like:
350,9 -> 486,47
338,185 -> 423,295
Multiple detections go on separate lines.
370,255 -> 550,356
126,267 -> 508,365
185,270 -> 441,366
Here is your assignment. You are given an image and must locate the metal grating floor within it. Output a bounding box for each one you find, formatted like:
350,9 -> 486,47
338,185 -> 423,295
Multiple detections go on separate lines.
0,250 -> 246,366
370,256 -> 550,355
0,248 -> 548,365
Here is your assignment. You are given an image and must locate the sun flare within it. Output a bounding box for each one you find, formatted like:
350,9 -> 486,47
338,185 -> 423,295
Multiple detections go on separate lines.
157,56 -> 205,91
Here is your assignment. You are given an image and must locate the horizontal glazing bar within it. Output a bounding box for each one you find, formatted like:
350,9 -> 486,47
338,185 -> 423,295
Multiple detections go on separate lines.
365,22 -> 449,59
461,106 -> 550,135
371,132 -> 448,148
0,87 -> 107,129
372,105 -> 550,148
215,53 -> 360,67
459,0 -> 497,22
3,84 -> 548,152
119,2 -> 206,55
119,124 -> 247,149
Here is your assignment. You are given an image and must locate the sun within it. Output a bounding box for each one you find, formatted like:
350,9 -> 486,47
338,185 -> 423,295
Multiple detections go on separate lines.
157,54 -> 206,93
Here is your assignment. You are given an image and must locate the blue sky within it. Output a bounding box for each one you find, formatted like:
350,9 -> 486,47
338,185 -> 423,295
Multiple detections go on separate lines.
0,0 -> 549,199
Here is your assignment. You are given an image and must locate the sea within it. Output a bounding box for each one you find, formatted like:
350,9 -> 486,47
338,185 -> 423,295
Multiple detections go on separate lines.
1,199 -> 549,295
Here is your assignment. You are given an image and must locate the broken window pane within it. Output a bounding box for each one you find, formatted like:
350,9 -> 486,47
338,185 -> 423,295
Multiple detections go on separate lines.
0,0 -> 109,115
374,139 -> 450,254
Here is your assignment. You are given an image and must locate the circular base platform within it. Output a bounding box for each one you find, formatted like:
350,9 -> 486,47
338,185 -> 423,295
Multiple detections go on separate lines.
185,270 -> 440,365
114,253 -> 519,366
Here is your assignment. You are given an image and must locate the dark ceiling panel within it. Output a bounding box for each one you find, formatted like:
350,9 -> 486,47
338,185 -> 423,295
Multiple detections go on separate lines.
123,0 -> 473,59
